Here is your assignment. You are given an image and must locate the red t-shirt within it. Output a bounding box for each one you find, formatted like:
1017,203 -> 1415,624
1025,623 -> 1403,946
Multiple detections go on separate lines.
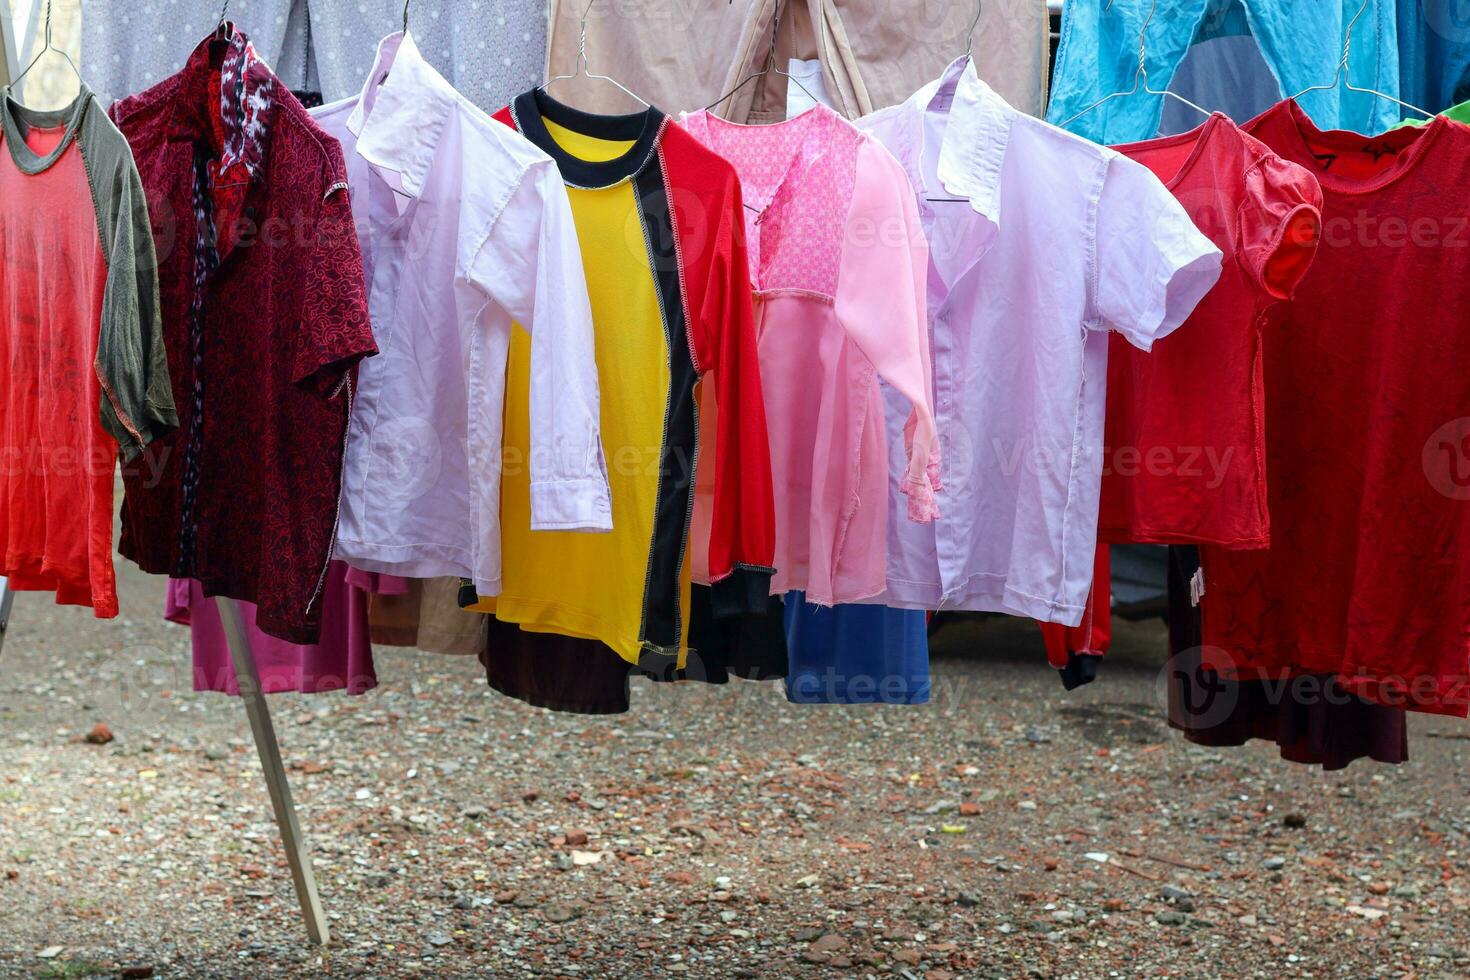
1101,113 -> 1322,548
111,31 -> 376,644
0,90 -> 174,617
1200,100 -> 1470,716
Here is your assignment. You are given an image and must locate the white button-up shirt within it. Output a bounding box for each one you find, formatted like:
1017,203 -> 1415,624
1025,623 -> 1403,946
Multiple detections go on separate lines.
858,58 -> 1222,625
316,32 -> 611,595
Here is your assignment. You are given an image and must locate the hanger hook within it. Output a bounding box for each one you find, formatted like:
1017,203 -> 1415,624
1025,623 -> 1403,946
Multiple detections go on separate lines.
402,0 -> 410,33
964,0 -> 981,61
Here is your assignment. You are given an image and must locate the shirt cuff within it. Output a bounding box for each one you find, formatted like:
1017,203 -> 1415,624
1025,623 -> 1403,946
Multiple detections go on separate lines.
708,564 -> 776,618
530,479 -> 614,532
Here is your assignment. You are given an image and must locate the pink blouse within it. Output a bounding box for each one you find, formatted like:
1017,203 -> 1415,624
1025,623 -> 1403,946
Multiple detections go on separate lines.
682,105 -> 938,606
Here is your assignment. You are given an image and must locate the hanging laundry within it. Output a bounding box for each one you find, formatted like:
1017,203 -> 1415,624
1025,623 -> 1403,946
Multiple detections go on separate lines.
1048,0 -> 1404,141
1200,101 -> 1470,717
167,562 -> 378,696
363,575 -> 487,657
1101,113 -> 1323,548
680,103 -> 940,606
855,56 -> 1221,626
83,1 -> 547,113
0,86 -> 175,616
468,89 -> 776,672
1396,0 -> 1470,119
783,593 -> 930,705
1165,546 -> 1408,769
314,32 -> 611,597
545,0 -> 1048,120
112,28 -> 377,644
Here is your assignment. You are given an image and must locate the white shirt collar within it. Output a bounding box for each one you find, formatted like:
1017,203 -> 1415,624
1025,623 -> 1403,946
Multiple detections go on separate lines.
891,56 -> 1013,230
345,32 -> 455,199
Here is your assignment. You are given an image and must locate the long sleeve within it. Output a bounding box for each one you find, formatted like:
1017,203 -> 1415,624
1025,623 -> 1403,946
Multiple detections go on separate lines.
471,158 -> 612,532
92,127 -> 177,461
835,138 -> 941,522
683,168 -> 776,616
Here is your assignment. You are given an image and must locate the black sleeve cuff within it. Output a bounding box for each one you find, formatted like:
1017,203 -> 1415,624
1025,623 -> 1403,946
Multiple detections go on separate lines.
457,578 -> 479,609
1058,652 -> 1102,691
709,565 -> 776,618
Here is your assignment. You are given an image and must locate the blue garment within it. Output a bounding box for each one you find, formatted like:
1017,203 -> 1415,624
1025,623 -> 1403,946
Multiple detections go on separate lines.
1398,0 -> 1470,118
1048,0 -> 1402,142
783,594 -> 930,705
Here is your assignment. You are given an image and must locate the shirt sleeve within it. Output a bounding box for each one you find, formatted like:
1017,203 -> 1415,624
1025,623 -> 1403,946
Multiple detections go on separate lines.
834,137 -> 941,523
685,171 -> 777,617
294,158 -> 377,397
467,157 -> 612,532
1239,153 -> 1323,302
94,143 -> 177,462
1090,152 -> 1223,351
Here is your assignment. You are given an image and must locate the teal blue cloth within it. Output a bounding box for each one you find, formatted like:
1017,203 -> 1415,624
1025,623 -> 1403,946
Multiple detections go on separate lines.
1047,0 -> 1402,142
1397,0 -> 1470,118
783,594 -> 929,705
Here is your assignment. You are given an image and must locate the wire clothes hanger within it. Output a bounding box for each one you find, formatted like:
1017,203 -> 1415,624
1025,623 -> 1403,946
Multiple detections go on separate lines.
214,0 -> 232,40
1283,0 -> 1433,120
1058,0 -> 1210,130
8,0 -> 83,94
704,0 -> 820,114
543,0 -> 649,108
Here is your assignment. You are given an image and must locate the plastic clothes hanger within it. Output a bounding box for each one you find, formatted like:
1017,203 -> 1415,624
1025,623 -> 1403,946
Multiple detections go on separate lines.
1058,0 -> 1210,130
544,0 -> 650,108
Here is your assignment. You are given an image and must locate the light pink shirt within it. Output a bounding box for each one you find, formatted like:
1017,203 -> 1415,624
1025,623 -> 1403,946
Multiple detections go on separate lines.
858,58 -> 1222,625
314,34 -> 611,596
682,104 -> 939,606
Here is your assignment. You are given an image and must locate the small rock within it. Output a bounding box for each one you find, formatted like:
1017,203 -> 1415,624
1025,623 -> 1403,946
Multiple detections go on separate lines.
460,806 -> 488,820
427,932 -> 453,947
1282,813 -> 1307,829
955,891 -> 981,907
1262,857 -> 1286,871
808,934 -> 847,955
85,724 -> 113,745
1155,910 -> 1187,926
37,947 -> 63,960
1239,914 -> 1258,927
1161,886 -> 1193,902
118,967 -> 155,979
795,874 -> 820,888
565,829 -> 589,847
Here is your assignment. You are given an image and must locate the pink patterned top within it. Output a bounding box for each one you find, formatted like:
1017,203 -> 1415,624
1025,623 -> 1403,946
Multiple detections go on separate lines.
681,104 -> 938,606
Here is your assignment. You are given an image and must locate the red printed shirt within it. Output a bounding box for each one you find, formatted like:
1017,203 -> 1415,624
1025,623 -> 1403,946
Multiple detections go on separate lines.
111,29 -> 376,644
1101,114 -> 1322,549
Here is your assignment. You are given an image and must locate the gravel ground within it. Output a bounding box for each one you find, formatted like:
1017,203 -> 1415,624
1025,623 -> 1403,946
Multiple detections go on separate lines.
2,558 -> 1469,979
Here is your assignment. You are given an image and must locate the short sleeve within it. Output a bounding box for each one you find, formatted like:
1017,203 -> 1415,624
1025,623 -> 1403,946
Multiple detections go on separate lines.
95,143 -> 177,461
1091,152 -> 1223,352
295,166 -> 377,397
1238,153 -> 1323,301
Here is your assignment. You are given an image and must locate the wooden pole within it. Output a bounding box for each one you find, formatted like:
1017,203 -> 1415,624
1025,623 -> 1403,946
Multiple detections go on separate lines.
0,579 -> 14,660
214,596 -> 330,946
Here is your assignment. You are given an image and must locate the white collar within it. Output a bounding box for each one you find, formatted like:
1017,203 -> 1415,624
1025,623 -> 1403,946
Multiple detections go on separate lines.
891,56 -> 1013,229
344,32 -> 455,199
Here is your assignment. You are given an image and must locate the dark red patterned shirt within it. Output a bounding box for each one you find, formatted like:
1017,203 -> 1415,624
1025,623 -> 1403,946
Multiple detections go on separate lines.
111,28 -> 376,643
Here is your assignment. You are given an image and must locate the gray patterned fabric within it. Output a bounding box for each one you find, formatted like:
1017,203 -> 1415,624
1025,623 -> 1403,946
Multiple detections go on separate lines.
81,0 -> 548,111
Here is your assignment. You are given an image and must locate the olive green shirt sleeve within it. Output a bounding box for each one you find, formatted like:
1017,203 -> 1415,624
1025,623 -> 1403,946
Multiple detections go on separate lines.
77,101 -> 177,462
